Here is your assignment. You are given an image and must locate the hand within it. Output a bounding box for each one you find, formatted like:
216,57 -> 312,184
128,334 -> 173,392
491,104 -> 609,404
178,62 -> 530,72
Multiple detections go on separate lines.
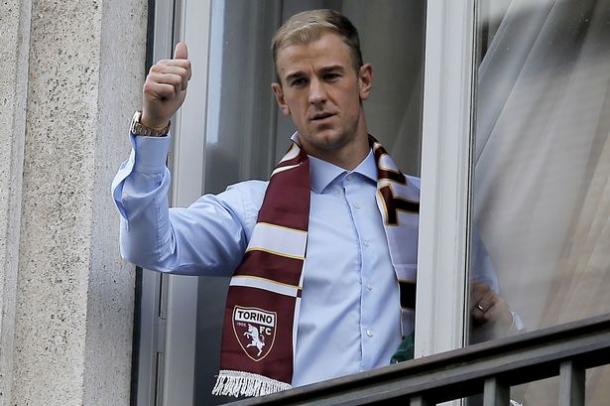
470,282 -> 513,328
141,42 -> 192,129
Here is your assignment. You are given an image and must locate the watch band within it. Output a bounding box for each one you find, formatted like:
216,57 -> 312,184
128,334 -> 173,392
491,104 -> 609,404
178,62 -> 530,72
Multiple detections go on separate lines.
130,111 -> 170,137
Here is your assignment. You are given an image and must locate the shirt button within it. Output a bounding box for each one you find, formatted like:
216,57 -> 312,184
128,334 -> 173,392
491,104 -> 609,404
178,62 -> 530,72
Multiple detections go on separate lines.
366,284 -> 373,291
362,240 -> 369,247
366,329 -> 373,337
353,202 -> 361,209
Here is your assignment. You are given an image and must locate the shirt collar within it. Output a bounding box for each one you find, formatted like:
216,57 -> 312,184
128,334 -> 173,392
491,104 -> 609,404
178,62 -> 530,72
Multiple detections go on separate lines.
308,149 -> 377,194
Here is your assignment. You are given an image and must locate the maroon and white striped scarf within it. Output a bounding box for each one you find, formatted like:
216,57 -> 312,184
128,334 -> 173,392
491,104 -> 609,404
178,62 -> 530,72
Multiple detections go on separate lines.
212,134 -> 419,397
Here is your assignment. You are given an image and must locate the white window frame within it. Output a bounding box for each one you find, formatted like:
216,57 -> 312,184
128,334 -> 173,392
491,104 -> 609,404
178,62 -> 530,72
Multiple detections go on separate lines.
415,0 -> 477,357
138,1 -> 212,406
162,1 -> 212,405
135,1 -> 179,405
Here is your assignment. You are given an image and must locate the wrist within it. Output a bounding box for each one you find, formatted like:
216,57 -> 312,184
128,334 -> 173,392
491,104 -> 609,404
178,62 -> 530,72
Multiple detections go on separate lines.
140,111 -> 170,130
131,111 -> 170,137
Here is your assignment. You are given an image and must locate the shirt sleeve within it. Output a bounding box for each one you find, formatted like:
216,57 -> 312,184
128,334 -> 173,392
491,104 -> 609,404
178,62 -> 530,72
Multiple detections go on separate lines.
110,133 -> 250,276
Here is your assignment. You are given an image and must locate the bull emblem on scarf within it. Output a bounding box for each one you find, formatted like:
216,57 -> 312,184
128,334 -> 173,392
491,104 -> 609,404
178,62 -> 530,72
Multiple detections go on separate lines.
232,306 -> 277,361
244,324 -> 265,356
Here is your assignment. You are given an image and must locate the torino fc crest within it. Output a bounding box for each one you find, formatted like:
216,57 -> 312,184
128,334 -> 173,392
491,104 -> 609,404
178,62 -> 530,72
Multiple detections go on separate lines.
232,306 -> 277,361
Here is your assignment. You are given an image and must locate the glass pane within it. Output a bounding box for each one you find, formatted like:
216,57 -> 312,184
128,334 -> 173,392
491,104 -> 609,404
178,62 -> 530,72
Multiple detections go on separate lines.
465,376 -> 556,406
586,364 -> 610,405
511,376 -> 557,406
468,0 -> 610,344
193,1 -> 426,404
469,365 -> 610,406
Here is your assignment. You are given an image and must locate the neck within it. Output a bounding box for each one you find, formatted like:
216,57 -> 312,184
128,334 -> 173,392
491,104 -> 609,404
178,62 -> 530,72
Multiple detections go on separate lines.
313,138 -> 369,171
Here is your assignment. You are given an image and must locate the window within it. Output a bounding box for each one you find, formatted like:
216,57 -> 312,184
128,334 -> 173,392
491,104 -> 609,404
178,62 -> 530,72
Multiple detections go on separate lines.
195,2 -> 426,404
467,0 -> 610,404
138,1 -> 609,405
141,1 -> 426,405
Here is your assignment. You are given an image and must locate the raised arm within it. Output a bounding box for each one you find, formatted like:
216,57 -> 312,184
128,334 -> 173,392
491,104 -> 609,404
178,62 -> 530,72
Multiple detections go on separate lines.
111,43 -> 256,276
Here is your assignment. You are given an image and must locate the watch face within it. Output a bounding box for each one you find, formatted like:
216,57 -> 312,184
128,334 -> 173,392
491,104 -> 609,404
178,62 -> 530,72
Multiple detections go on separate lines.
130,111 -> 141,134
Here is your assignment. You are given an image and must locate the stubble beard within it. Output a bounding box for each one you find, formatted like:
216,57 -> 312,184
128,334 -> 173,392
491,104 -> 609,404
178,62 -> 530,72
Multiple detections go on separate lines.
307,111 -> 362,153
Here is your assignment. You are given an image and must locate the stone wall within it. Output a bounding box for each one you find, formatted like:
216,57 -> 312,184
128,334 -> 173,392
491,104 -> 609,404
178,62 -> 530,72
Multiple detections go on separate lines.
0,0 -> 32,403
0,1 -> 147,404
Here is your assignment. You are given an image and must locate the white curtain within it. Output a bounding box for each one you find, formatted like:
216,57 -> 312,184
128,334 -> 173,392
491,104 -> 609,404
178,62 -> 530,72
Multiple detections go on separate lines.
473,0 -> 610,403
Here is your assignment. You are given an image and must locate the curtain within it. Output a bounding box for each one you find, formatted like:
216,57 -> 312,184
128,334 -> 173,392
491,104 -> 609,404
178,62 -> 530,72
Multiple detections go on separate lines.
473,0 -> 610,403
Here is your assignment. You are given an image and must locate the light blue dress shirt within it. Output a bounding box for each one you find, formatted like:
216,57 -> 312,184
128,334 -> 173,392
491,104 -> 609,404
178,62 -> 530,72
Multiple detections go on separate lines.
112,134 -> 419,387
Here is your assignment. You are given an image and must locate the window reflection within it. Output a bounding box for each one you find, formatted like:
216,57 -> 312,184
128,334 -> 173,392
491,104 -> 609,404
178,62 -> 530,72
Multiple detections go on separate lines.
469,0 -> 610,403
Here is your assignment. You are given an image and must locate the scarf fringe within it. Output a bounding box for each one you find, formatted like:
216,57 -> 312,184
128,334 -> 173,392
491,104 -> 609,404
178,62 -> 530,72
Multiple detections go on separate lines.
212,370 -> 292,398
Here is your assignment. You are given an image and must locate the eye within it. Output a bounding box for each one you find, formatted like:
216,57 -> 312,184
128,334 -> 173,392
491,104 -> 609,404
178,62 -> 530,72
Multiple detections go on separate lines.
324,72 -> 341,81
289,77 -> 308,87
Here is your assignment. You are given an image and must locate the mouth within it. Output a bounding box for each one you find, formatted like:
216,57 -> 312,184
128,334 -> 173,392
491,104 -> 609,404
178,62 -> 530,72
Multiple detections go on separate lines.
310,112 -> 335,122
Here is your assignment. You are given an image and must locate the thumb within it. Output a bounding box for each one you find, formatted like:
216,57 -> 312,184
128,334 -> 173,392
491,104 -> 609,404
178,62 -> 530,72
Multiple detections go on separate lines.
174,42 -> 188,60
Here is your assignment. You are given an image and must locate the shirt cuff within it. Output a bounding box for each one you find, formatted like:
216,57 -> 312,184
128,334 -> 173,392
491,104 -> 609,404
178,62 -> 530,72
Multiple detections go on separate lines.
510,311 -> 525,332
131,132 -> 171,173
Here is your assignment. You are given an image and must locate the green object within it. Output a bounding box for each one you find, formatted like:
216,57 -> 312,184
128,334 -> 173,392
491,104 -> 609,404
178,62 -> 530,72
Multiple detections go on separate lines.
390,332 -> 415,364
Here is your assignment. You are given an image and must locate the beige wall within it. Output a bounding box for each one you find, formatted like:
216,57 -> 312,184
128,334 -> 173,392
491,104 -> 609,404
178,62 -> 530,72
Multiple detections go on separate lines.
0,1 -> 147,405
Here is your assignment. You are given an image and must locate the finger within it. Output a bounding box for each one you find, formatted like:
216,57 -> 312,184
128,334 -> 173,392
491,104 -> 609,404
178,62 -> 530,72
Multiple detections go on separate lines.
471,289 -> 485,305
147,73 -> 182,95
482,302 -> 512,326
148,72 -> 185,92
471,282 -> 490,294
475,291 -> 497,314
151,65 -> 188,80
471,306 -> 487,323
174,42 -> 188,60
482,303 -> 502,322
155,59 -> 191,70
150,64 -> 188,75
149,66 -> 189,89
155,59 -> 192,81
474,301 -> 487,313
470,282 -> 490,302
144,81 -> 177,100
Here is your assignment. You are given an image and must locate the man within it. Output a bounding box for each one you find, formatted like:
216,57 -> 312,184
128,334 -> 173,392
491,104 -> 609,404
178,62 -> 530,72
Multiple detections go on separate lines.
112,9 -> 513,398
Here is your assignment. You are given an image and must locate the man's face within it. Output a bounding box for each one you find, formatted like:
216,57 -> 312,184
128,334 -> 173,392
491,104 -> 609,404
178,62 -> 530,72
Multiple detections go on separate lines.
272,32 -> 372,159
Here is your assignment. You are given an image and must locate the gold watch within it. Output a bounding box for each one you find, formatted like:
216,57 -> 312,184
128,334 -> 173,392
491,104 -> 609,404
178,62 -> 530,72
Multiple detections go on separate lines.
130,111 -> 170,137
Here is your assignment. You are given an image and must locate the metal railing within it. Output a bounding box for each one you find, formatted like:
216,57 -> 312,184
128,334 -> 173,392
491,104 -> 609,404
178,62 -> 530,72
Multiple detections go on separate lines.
230,313 -> 610,405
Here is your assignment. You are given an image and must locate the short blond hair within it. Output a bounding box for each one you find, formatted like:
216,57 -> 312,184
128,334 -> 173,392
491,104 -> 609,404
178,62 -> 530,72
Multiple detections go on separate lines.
272,9 -> 363,75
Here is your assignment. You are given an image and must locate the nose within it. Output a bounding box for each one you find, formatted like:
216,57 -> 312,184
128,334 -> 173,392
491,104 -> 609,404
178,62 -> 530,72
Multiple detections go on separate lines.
308,78 -> 327,106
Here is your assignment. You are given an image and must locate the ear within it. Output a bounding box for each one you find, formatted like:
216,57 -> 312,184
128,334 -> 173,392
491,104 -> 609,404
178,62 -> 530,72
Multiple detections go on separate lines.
272,82 -> 290,116
358,63 -> 373,101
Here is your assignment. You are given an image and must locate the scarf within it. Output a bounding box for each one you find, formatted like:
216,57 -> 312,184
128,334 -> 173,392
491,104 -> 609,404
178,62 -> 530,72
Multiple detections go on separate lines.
212,134 -> 419,398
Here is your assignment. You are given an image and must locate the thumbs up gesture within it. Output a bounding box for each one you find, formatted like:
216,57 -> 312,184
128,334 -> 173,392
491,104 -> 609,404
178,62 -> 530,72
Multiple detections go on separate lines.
141,42 -> 192,129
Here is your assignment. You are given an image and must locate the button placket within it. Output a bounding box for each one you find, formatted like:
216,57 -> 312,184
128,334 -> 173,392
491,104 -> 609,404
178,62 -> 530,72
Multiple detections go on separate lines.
344,173 -> 377,366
